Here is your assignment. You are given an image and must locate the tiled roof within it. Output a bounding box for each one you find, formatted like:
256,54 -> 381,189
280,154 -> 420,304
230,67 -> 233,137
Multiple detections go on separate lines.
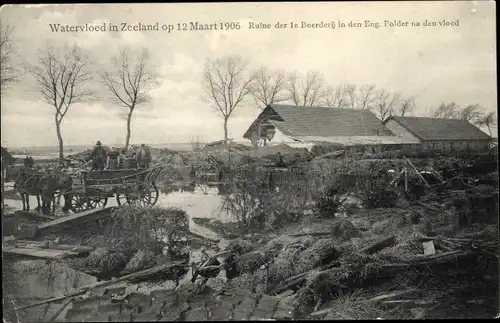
64,284 -> 292,322
1,146 -> 15,164
385,116 -> 492,141
288,135 -> 421,145
244,104 -> 393,139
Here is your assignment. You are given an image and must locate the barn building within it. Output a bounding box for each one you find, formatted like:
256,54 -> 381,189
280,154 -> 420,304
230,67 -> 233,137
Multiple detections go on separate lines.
383,116 -> 493,153
242,104 -> 419,153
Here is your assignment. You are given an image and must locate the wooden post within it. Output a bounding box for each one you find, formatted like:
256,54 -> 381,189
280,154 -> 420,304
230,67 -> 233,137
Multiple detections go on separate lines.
404,167 -> 408,192
403,156 -> 430,188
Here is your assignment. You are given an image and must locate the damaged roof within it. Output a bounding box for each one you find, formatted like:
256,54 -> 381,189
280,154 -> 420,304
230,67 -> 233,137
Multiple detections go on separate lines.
1,146 -> 15,165
63,284 -> 291,322
384,116 -> 492,141
243,104 -> 394,139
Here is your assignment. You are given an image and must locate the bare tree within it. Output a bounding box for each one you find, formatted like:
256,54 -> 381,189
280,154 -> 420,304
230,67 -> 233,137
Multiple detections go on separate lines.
476,111 -> 496,137
248,66 -> 287,109
357,84 -> 377,110
27,44 -> 93,161
344,84 -> 358,109
285,70 -> 325,107
322,85 -> 349,109
101,47 -> 160,151
396,96 -> 416,116
0,22 -> 18,93
431,102 -> 460,119
373,89 -> 400,121
202,55 -> 254,142
459,104 -> 484,123
343,84 -> 377,109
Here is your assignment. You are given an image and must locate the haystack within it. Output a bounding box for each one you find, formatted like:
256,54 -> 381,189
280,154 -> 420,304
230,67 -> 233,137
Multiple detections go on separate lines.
262,235 -> 316,262
227,239 -> 254,255
294,266 -> 350,314
295,238 -> 339,274
330,220 -> 361,241
228,273 -> 256,291
105,205 -> 189,256
268,244 -> 303,285
235,251 -> 266,275
121,249 -> 157,275
70,247 -> 132,279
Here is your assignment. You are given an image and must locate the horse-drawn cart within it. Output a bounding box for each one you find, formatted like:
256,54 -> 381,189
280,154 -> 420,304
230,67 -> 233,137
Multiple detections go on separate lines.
70,166 -> 162,213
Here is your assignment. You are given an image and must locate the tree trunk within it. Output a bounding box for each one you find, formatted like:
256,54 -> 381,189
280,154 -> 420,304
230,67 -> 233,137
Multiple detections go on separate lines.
223,117 -> 229,142
125,109 -> 133,151
55,119 -> 64,163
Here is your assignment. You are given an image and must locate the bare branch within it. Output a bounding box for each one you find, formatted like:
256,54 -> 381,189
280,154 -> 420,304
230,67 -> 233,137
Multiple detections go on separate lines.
430,102 -> 460,119
372,89 -> 400,121
202,55 -> 254,141
344,84 -> 357,109
100,47 -> 160,149
396,96 -> 416,116
248,66 -> 287,109
26,43 -> 94,160
322,85 -> 350,108
27,44 -> 93,120
459,104 -> 484,122
0,22 -> 19,92
285,70 -> 326,107
101,47 -> 159,110
475,110 -> 496,137
357,84 -> 377,110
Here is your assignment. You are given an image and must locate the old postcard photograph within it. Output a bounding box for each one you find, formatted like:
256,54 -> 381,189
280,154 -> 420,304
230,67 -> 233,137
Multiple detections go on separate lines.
1,1 -> 498,321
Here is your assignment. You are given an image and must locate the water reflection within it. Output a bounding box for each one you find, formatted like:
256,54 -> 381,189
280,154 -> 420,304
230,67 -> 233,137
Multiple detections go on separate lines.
3,182 -> 233,243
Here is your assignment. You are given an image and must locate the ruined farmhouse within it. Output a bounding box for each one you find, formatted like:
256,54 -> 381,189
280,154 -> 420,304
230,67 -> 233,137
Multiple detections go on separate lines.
383,116 -> 493,153
243,104 -> 419,153
243,104 -> 493,155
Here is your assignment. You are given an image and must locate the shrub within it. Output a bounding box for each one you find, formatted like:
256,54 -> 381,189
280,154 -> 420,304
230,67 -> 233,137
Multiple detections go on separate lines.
360,179 -> 399,208
314,184 -> 347,218
105,205 -> 190,257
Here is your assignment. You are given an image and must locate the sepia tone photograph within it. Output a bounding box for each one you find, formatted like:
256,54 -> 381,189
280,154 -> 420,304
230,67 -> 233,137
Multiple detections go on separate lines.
1,1 -> 498,321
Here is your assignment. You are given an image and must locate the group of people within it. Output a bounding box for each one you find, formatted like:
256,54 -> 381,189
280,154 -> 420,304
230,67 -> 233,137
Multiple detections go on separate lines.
23,155 -> 35,169
90,141 -> 152,171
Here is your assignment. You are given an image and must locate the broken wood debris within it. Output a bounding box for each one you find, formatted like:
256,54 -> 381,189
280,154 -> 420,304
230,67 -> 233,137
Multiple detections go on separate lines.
361,235 -> 396,255
422,241 -> 436,255
8,260 -> 189,312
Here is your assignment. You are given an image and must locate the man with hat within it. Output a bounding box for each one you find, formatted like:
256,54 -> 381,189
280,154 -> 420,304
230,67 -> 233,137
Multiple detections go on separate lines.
136,144 -> 152,168
90,141 -> 107,171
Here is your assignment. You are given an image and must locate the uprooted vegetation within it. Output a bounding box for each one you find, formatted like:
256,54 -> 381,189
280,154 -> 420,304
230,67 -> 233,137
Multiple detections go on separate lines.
188,153 -> 499,319
4,151 -> 497,321
65,206 -> 192,282
216,205 -> 499,319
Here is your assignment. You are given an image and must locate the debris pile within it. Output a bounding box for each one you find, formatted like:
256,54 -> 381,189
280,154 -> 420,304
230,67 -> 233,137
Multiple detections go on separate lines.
66,206 -> 192,283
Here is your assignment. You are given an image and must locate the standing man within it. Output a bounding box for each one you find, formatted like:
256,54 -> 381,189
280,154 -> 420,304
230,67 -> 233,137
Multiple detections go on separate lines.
136,144 -> 152,168
118,149 -> 127,169
107,147 -> 120,170
24,156 -> 31,169
90,141 -> 107,171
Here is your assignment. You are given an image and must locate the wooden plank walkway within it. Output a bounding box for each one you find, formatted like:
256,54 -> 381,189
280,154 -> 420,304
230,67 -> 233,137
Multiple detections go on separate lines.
2,240 -> 94,260
2,246 -> 80,260
37,207 -> 117,234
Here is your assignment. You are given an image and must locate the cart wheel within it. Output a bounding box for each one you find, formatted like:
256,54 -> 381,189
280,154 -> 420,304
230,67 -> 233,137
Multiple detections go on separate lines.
145,183 -> 159,206
87,196 -> 108,209
70,195 -> 87,213
71,195 -> 108,212
116,183 -> 159,206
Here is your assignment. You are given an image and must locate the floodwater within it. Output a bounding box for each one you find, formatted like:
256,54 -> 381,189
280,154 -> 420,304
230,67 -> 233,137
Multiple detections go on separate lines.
3,182 -> 233,244
3,184 -> 235,322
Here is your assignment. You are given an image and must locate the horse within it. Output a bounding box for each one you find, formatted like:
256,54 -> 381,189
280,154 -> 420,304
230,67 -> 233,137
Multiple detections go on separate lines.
136,146 -> 152,168
14,168 -> 43,212
39,169 -> 73,214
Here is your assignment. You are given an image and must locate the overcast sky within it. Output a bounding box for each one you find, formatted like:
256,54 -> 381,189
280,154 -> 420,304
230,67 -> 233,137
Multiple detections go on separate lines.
0,1 -> 497,147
